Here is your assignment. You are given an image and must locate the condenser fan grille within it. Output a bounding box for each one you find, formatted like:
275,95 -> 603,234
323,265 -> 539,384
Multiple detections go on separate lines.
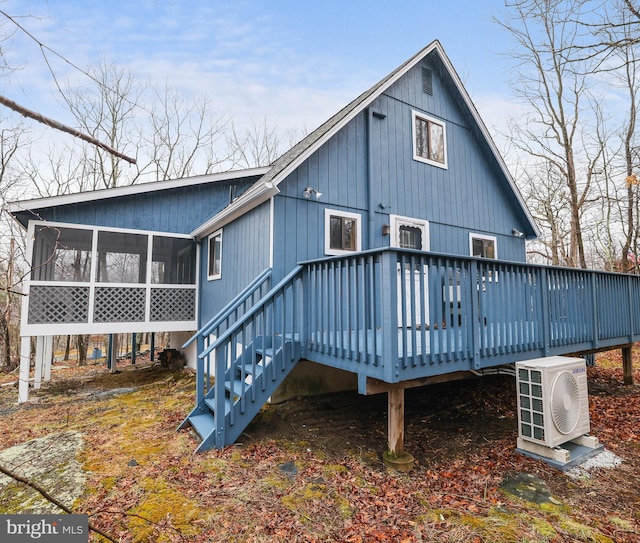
550,371 -> 581,434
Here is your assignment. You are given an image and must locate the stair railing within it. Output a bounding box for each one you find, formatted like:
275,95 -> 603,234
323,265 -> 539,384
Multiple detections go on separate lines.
201,265 -> 304,447
184,267 -> 272,405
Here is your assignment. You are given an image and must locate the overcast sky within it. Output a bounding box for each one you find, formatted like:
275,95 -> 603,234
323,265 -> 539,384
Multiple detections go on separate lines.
0,0 -> 521,157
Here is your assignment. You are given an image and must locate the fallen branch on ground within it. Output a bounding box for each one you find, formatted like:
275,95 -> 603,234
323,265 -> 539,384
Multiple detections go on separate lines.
0,462 -> 116,543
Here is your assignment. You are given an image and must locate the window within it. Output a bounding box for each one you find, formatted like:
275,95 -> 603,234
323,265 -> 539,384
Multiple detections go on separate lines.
470,234 -> 497,259
208,230 -> 222,280
324,209 -> 361,255
412,110 -> 447,169
29,222 -> 196,286
390,215 -> 429,251
152,236 -> 196,284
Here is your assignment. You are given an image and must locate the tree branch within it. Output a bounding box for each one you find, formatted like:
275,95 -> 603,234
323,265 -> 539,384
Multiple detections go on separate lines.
0,462 -> 117,542
0,94 -> 136,164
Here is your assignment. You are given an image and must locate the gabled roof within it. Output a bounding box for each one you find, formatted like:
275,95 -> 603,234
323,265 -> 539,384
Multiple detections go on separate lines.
192,40 -> 540,240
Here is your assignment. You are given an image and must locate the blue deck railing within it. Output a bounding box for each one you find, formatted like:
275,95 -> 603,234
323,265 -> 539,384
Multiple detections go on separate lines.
301,249 -> 640,383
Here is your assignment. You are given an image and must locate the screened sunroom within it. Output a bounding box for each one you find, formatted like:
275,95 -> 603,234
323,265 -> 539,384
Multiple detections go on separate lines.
23,221 -> 198,336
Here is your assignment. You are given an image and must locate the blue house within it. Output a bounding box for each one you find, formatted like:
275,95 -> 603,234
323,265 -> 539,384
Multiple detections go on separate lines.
7,41 -> 638,463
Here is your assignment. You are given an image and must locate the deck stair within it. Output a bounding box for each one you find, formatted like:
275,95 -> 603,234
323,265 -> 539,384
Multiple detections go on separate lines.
180,335 -> 300,451
179,266 -> 304,452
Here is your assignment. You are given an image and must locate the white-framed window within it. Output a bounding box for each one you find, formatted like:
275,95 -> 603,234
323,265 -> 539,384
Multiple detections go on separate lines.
469,233 -> 497,259
390,215 -> 430,251
412,110 -> 447,169
324,209 -> 362,256
207,229 -> 223,280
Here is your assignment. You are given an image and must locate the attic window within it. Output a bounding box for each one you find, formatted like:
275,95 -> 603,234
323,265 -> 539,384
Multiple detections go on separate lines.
421,67 -> 433,95
412,110 -> 447,169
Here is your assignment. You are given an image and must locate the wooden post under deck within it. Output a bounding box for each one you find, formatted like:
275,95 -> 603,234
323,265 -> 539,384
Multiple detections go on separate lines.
383,388 -> 414,471
388,388 -> 404,455
622,346 -> 634,385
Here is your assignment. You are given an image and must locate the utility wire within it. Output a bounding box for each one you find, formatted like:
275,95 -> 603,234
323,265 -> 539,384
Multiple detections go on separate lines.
0,9 -> 139,163
0,9 -> 149,114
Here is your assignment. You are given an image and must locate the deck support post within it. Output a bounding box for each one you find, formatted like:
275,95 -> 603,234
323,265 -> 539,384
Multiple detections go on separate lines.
622,346 -> 634,385
382,388 -> 414,471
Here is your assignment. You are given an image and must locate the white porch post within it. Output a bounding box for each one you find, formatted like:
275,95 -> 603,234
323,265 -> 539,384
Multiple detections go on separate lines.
34,336 -> 44,389
44,336 -> 53,382
18,336 -> 31,403
34,336 -> 54,388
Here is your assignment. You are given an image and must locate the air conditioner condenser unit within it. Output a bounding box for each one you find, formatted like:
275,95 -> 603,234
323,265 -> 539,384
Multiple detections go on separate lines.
516,356 -> 590,449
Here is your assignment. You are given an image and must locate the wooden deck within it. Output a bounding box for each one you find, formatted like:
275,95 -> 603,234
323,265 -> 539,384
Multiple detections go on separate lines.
184,248 -> 638,452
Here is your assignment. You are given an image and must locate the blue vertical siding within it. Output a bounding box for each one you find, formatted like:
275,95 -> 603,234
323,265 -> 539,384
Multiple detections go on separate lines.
272,55 -> 529,268
198,201 -> 271,324
26,178 -> 257,234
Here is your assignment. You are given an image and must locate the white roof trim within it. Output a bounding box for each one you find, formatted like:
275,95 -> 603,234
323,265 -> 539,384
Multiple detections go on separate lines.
5,166 -> 271,213
191,181 -> 280,240
266,45 -> 443,190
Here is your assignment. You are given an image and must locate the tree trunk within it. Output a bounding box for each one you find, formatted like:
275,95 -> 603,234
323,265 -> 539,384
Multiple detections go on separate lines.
77,335 -> 88,366
0,310 -> 10,371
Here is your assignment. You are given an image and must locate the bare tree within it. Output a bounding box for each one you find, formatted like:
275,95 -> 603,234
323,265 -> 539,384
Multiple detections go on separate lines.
60,61 -> 142,190
140,85 -> 231,180
566,0 -> 640,271
498,0 -> 606,268
569,0 -> 640,68
0,118 -> 29,371
606,5 -> 640,272
227,117 -> 286,168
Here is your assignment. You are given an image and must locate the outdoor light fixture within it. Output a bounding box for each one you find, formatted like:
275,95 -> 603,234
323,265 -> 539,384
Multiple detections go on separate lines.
512,228 -> 525,238
303,186 -> 322,199
382,223 -> 391,236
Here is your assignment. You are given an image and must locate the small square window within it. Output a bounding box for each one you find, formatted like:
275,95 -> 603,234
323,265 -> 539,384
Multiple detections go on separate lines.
412,110 -> 447,169
208,229 -> 222,280
324,209 -> 362,255
470,234 -> 497,259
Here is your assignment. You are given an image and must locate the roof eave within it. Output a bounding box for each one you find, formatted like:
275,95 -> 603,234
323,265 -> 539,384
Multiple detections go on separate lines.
191,181 -> 280,240
4,166 -> 271,215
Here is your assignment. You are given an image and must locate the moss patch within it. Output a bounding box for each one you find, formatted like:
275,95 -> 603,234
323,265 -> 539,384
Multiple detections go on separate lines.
128,476 -> 203,541
0,431 -> 85,513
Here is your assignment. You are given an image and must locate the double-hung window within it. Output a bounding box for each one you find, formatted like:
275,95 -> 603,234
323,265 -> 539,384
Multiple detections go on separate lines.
412,110 -> 447,169
208,229 -> 222,280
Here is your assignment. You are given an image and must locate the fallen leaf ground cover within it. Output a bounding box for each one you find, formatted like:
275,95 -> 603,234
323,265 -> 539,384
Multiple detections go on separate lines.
0,350 -> 639,542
